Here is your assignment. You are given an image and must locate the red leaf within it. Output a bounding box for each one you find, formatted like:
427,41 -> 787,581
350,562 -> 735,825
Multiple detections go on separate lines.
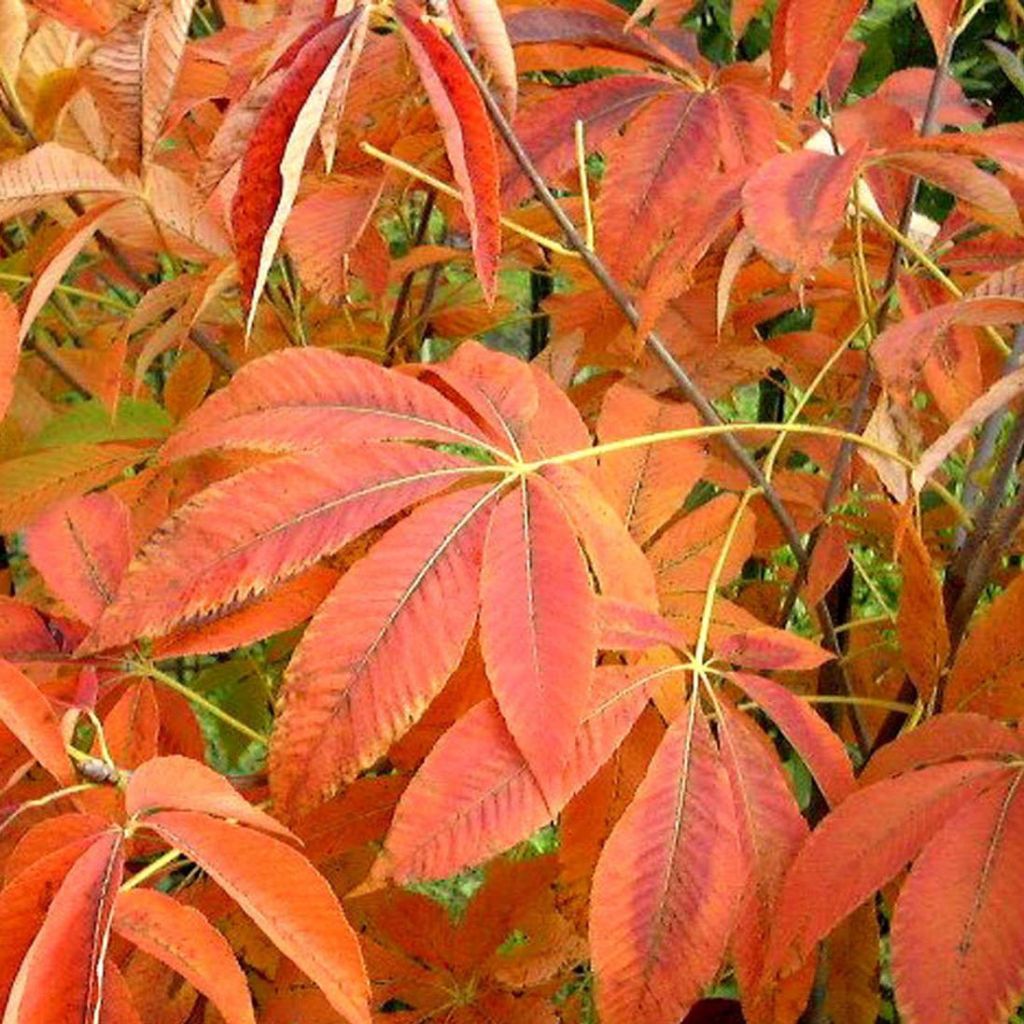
763,761 -> 1013,980
785,0 -> 868,112
113,888 -> 256,1024
0,658 -> 73,787
24,493 -> 131,627
379,663 -> 657,882
397,1 -> 501,304
145,810 -> 370,1024
4,829 -> 125,1024
452,0 -> 517,115
480,476 -> 596,803
715,697 -> 809,1016
729,672 -> 854,807
126,756 -> 293,838
590,703 -> 742,1024
231,13 -> 364,334
160,348 -> 491,461
716,627 -> 834,671
270,485 -> 495,819
742,143 -> 866,278
87,443 -> 473,650
891,770 -> 1024,1024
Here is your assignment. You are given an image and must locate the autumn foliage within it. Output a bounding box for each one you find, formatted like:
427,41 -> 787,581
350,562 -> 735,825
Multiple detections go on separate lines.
2,0 -> 1024,1021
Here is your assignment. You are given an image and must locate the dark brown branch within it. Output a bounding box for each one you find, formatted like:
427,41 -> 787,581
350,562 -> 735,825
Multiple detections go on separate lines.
385,189 -> 437,361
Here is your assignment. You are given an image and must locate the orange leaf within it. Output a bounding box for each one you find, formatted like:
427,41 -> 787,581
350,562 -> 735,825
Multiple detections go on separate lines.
0,294 -> 20,423
595,383 -> 705,545
86,443 -> 473,649
4,829 -> 125,1024
160,348 -> 491,462
891,770 -> 1024,1024
763,761 -> 1013,980
113,888 -> 256,1024
380,663 -> 658,882
24,492 -> 131,627
785,0 -> 868,112
480,476 -> 596,803
126,756 -> 293,838
144,810 -> 370,1024
590,703 -> 742,1024
743,143 -> 866,279
0,658 -> 73,787
396,0 -> 501,304
730,671 -> 854,807
716,627 -> 834,671
270,485 -> 495,819
896,527 -> 949,702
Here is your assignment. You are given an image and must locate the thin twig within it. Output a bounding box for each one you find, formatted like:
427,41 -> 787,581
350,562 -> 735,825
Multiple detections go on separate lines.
385,190 -> 437,360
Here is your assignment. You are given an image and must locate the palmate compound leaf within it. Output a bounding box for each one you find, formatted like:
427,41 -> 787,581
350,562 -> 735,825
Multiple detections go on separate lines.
376,662 -> 670,883
3,829 -> 125,1024
112,889 -> 255,1024
269,484 -> 498,820
761,760 -> 1016,984
85,442 -> 477,651
396,0 -> 501,305
590,701 -> 742,1024
158,347 -> 493,462
143,810 -> 370,1024
479,475 -> 597,806
891,769 -> 1024,1024
232,10 -> 366,336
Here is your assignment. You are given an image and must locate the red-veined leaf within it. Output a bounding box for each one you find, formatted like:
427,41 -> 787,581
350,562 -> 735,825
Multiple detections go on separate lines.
378,663 -> 663,882
270,485 -> 496,820
144,810 -> 370,1024
3,829 -> 124,1024
891,769 -> 1024,1024
590,702 -> 741,1024
479,476 -> 596,803
729,672 -> 855,807
232,12 -> 363,335
763,760 -> 1014,980
113,888 -> 255,1024
159,348 -> 492,462
595,383 -> 705,544
126,756 -> 293,837
0,658 -> 73,787
86,443 -> 474,650
742,143 -> 866,278
24,492 -> 131,627
396,1 -> 501,304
